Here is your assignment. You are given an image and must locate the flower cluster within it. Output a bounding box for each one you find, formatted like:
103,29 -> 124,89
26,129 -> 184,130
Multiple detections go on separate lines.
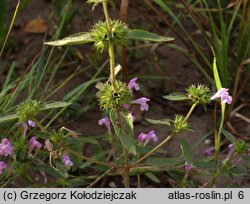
91,20 -> 129,52
173,114 -> 189,133
98,78 -> 155,146
97,81 -> 132,111
187,84 -> 211,105
0,138 -> 13,175
16,99 -> 40,123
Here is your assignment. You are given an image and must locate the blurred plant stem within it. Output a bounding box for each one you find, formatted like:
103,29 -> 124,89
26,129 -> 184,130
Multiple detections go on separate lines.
102,1 -> 116,89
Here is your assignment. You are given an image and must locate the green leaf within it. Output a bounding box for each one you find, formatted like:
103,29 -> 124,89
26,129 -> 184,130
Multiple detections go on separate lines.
241,155 -> 250,168
222,129 -> 236,143
66,178 -> 88,187
109,110 -> 136,155
146,157 -> 183,166
75,137 -> 99,145
35,165 -> 65,179
193,160 -> 216,170
40,101 -> 72,110
127,29 -> 174,42
163,92 -> 189,101
179,137 -> 193,164
44,32 -> 94,46
212,56 -> 222,90
55,162 -> 69,178
145,118 -> 171,126
145,172 -> 160,183
230,166 -> 247,176
0,113 -> 17,124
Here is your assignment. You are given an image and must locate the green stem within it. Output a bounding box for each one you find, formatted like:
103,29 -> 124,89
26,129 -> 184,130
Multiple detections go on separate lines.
102,1 -> 116,89
0,0 -> 20,58
123,146 -> 130,188
184,103 -> 197,122
109,43 -> 116,89
131,103 -> 197,167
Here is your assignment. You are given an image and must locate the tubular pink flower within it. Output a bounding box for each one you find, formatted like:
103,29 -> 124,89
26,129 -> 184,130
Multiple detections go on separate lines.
28,120 -> 36,127
98,116 -> 111,133
0,138 -> 13,157
185,161 -> 191,173
44,139 -> 53,152
63,153 -> 73,167
128,77 -> 140,91
28,136 -> 42,157
226,144 -> 235,161
211,88 -> 232,104
138,130 -> 158,145
23,120 -> 36,137
203,147 -> 214,156
123,104 -> 129,110
132,97 -> 150,111
0,161 -> 7,175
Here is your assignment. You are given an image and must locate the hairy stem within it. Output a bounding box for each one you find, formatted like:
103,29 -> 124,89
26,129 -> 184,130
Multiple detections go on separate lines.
102,2 -> 116,89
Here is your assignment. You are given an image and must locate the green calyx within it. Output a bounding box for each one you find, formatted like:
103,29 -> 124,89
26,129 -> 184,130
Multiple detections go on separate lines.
49,129 -> 65,143
16,99 -> 40,123
234,140 -> 248,154
187,84 -> 211,105
91,20 -> 129,52
173,114 -> 189,133
97,80 -> 132,111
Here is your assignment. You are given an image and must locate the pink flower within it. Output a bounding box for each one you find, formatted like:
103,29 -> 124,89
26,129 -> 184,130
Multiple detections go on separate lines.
132,97 -> 150,111
0,138 -> 13,157
44,139 -> 53,151
98,116 -> 111,133
128,77 -> 140,91
0,161 -> 7,175
28,120 -> 36,127
226,144 -> 235,161
185,161 -> 191,173
28,136 -> 42,157
138,130 -> 158,145
23,120 -> 36,137
63,153 -> 73,167
211,88 -> 232,104
203,147 -> 214,156
123,104 -> 129,110
247,148 -> 250,157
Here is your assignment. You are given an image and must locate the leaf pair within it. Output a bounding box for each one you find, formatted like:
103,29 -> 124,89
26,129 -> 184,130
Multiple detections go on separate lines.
44,29 -> 174,46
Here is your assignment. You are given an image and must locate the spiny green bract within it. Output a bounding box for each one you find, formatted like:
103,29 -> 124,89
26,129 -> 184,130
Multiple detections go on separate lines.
234,140 -> 248,154
16,99 -> 40,123
49,129 -> 64,143
187,84 -> 211,105
97,81 -> 132,111
173,114 -> 189,133
91,20 -> 129,52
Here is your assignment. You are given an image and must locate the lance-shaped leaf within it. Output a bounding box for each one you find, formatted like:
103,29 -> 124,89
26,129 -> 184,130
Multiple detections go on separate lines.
179,137 -> 193,165
127,29 -> 174,42
44,32 -> 94,46
0,113 -> 17,124
163,92 -> 189,101
109,110 -> 136,155
146,118 -> 171,126
40,101 -> 72,110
